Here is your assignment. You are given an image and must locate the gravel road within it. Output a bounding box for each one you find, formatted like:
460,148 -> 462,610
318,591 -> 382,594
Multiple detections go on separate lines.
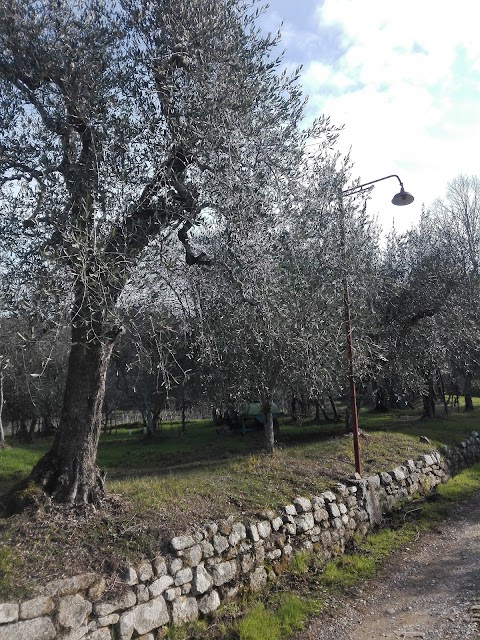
295,491 -> 480,640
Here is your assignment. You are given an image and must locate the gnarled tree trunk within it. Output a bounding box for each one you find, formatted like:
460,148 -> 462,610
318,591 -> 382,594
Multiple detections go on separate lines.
29,305 -> 116,506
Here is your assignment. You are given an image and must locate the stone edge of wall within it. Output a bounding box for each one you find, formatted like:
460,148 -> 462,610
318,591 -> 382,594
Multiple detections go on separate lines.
1,431 -> 479,640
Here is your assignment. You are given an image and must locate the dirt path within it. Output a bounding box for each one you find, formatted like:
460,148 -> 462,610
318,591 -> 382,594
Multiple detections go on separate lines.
295,491 -> 480,640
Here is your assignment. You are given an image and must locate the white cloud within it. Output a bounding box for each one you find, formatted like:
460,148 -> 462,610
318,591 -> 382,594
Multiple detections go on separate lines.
260,1 -> 480,234
297,0 -> 480,233
302,60 -> 353,91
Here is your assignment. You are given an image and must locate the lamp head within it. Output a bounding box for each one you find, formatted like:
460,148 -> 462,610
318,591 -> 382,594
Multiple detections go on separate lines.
392,186 -> 414,206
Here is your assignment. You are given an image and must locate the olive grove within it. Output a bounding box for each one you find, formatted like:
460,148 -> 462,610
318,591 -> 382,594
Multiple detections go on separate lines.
2,0 -> 480,512
0,0 -> 319,505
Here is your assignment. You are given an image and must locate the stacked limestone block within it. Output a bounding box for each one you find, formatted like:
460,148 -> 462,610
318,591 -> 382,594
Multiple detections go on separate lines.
349,450 -> 451,528
1,432 -> 480,639
441,431 -> 480,475
0,574 -> 110,640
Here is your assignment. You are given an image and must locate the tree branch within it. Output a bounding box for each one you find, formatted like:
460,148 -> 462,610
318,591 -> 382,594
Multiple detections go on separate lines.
104,146 -> 198,267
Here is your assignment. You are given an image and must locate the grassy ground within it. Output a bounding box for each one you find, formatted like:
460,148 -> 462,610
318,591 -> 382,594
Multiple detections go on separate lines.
0,403 -> 479,603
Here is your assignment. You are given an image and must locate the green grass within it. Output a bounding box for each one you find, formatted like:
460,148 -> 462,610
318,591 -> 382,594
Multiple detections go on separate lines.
0,443 -> 49,476
319,553 -> 377,589
276,593 -> 320,635
438,463 -> 480,500
288,551 -> 310,575
166,619 -> 209,640
237,595 -> 321,640
1,404 -> 479,516
238,605 -> 281,640
0,443 -> 50,493
316,462 -> 480,594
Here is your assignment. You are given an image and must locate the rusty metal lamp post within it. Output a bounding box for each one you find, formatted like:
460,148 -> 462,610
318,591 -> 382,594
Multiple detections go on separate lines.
340,174 -> 414,476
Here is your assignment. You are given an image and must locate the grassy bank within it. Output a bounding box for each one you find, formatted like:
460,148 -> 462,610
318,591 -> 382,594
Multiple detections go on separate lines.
1,408 -> 477,509
0,405 -> 479,603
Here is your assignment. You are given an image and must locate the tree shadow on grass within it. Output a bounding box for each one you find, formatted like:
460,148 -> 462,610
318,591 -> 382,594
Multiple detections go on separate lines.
278,425 -> 345,446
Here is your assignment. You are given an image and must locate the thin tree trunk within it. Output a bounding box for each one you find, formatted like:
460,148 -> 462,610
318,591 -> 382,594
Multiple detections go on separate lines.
318,398 -> 330,421
181,387 -> 186,433
28,418 -> 37,439
299,393 -> 307,416
262,394 -> 275,454
142,404 -> 156,437
0,372 -> 5,448
18,418 -> 31,443
152,408 -> 161,432
328,394 -> 340,422
438,370 -> 448,416
374,386 -> 389,412
41,414 -> 55,437
454,385 -> 460,412
344,403 -> 352,432
464,374 -> 474,412
421,373 -> 436,419
290,391 -> 298,422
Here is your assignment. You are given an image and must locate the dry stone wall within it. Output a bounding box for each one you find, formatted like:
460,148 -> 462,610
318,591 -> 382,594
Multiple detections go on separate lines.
2,431 -> 480,640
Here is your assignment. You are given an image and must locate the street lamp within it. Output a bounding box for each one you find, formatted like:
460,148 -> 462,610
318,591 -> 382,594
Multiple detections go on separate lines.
341,174 -> 414,476
343,174 -> 414,205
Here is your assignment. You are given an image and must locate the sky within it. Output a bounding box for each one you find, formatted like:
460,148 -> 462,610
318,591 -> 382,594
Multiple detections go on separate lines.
260,0 -> 480,235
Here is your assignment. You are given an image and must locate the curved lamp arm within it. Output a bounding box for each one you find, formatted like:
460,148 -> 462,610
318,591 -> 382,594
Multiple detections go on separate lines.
342,174 -> 414,206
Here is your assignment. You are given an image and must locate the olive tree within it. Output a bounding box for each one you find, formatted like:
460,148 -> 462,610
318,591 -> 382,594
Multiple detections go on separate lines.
372,209 -> 464,416
431,175 -> 480,409
194,216 -> 299,453
0,0 -> 307,506
193,147 -> 382,449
